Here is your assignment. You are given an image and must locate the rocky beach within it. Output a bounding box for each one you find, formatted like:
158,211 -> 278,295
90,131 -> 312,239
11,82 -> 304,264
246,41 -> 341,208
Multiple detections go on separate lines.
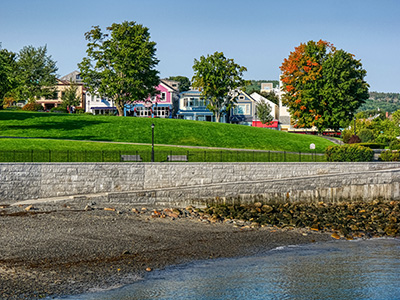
0,200 -> 333,299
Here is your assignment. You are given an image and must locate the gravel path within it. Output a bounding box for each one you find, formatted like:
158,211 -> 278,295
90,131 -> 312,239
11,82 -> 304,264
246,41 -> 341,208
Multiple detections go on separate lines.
0,201 -> 332,299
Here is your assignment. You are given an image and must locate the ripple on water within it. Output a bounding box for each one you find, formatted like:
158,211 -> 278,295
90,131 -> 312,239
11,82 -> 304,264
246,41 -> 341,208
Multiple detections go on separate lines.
58,239 -> 400,300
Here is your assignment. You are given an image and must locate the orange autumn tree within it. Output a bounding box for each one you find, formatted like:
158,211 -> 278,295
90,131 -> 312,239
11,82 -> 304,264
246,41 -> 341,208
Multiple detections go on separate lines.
280,40 -> 369,132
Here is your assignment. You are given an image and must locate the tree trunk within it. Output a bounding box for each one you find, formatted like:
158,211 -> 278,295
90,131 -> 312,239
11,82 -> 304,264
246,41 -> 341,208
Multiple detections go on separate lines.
116,102 -> 124,116
215,112 -> 220,123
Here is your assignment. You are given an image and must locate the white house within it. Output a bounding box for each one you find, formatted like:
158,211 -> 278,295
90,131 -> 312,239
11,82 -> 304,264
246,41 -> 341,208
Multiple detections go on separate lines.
250,92 -> 280,129
85,92 -> 116,115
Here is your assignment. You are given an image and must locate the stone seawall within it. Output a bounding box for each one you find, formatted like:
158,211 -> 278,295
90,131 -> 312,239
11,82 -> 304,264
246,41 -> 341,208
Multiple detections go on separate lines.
1,162 -> 400,205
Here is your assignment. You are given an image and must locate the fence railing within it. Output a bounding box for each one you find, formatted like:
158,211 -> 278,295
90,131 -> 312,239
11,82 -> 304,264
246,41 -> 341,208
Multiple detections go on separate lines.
0,150 -> 326,163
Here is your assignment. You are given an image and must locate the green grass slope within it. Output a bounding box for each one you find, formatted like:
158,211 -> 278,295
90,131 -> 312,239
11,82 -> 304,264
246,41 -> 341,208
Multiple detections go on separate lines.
0,111 -> 334,152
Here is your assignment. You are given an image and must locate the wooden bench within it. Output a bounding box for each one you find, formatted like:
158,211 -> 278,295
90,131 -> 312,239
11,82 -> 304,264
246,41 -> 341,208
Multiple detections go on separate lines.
167,155 -> 188,162
121,155 -> 142,162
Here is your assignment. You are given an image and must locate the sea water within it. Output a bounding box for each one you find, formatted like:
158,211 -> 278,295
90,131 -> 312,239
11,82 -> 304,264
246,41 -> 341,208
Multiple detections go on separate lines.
59,238 -> 400,300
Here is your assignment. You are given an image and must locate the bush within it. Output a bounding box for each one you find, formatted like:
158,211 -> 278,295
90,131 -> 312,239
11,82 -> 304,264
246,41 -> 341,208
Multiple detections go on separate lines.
358,128 -> 375,143
325,144 -> 374,162
341,129 -> 353,144
348,135 -> 361,144
22,102 -> 43,111
358,143 -> 385,149
75,108 -> 85,114
389,139 -> 400,150
380,150 -> 400,161
376,134 -> 397,147
50,106 -> 68,113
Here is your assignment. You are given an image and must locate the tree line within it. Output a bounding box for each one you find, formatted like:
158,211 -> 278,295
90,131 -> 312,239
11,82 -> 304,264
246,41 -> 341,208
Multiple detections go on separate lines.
1,21 -> 371,130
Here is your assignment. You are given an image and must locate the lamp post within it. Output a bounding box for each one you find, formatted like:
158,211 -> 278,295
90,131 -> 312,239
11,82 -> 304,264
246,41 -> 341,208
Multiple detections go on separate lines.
151,123 -> 155,162
353,116 -> 356,135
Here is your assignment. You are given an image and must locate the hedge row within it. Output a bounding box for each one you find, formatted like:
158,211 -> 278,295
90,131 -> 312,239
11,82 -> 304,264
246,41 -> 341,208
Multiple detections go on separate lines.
325,144 -> 374,162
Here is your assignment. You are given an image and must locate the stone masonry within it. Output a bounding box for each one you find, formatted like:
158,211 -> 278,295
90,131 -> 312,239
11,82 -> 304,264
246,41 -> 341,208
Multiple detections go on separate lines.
1,162 -> 400,205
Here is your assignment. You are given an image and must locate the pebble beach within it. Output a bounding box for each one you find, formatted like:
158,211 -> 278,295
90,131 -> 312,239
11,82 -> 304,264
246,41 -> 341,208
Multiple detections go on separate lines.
0,201 -> 332,299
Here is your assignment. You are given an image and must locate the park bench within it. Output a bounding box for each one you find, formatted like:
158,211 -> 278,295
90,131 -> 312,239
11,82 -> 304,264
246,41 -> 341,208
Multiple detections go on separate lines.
120,155 -> 142,162
167,155 -> 188,162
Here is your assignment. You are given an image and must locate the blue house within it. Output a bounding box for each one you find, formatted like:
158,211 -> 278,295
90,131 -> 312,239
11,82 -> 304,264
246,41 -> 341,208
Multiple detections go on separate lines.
229,91 -> 257,126
177,90 -> 213,121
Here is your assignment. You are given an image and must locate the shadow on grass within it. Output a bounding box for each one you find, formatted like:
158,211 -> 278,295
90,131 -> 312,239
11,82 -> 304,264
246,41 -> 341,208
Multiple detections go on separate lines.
3,119 -> 110,140
0,111 -> 72,120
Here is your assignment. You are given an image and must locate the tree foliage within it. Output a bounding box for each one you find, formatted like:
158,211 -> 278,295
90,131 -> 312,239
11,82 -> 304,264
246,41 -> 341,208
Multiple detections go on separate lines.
14,45 -> 58,103
61,82 -> 81,109
280,40 -> 369,132
192,51 -> 247,122
79,21 -> 160,116
0,49 -> 17,107
168,76 -> 190,92
258,90 -> 279,105
256,99 -> 273,125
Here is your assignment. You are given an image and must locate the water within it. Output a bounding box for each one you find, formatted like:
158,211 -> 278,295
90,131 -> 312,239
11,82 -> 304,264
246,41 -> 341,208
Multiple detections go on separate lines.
59,239 -> 400,300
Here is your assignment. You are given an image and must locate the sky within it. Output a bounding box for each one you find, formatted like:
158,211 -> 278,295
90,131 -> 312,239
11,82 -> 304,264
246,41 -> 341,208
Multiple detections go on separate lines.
1,0 -> 399,93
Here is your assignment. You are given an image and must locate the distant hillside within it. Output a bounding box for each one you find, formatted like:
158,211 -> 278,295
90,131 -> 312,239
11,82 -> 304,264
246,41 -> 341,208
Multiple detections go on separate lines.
358,92 -> 400,113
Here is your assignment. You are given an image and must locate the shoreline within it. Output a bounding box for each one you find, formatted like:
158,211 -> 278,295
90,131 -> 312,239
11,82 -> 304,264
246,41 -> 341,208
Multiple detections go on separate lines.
0,201 -> 333,299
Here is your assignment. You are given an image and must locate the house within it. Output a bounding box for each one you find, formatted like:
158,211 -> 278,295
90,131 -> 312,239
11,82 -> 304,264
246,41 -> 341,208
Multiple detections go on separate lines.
85,92 -> 117,115
176,89 -> 215,121
36,72 -> 85,111
250,92 -> 279,129
229,91 -> 256,126
228,91 -> 279,129
123,79 -> 179,118
277,77 -> 294,131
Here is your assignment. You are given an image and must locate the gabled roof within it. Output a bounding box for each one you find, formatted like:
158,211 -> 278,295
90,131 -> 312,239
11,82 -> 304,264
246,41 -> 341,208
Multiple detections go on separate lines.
160,79 -> 179,92
234,90 -> 257,103
250,92 -> 278,107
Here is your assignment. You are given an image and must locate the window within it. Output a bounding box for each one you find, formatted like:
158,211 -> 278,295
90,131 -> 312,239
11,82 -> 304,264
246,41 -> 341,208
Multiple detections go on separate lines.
136,106 -> 151,117
183,98 -> 188,107
234,104 -> 250,115
154,107 -> 169,118
239,95 -> 245,100
53,91 -> 59,99
160,92 -> 166,101
76,74 -> 82,80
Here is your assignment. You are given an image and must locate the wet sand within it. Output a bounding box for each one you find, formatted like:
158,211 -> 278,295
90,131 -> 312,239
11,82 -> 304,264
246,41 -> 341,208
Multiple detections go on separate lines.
0,201 -> 332,299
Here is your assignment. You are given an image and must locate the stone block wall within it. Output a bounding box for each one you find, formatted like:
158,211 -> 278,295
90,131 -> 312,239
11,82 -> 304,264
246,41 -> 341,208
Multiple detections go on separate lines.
1,162 -> 400,205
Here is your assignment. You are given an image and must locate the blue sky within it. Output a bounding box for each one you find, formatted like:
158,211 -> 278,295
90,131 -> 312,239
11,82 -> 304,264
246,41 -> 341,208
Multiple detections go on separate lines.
1,0 -> 399,92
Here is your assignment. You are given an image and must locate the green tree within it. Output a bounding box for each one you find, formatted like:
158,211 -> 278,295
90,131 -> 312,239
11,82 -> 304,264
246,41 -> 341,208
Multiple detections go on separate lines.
14,45 -> 58,103
192,51 -> 247,122
61,82 -> 81,110
280,40 -> 369,132
259,90 -> 279,105
256,99 -> 273,125
168,76 -> 190,92
79,21 -> 160,116
0,48 -> 17,108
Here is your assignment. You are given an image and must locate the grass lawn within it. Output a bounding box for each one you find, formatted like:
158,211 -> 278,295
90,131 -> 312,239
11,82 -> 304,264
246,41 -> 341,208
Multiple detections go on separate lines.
0,110 -> 334,153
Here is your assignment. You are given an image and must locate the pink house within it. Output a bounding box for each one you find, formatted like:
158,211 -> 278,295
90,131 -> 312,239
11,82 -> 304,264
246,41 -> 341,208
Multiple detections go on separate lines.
124,79 -> 179,118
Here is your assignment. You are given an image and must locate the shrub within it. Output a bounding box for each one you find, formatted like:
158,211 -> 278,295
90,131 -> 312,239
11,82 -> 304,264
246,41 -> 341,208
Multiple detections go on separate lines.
22,102 -> 43,111
325,144 -> 374,162
376,134 -> 397,147
348,135 -> 361,144
50,106 -> 68,113
358,143 -> 385,149
389,140 -> 400,150
380,150 -> 400,161
358,128 -> 375,143
75,108 -> 85,114
341,129 -> 353,144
